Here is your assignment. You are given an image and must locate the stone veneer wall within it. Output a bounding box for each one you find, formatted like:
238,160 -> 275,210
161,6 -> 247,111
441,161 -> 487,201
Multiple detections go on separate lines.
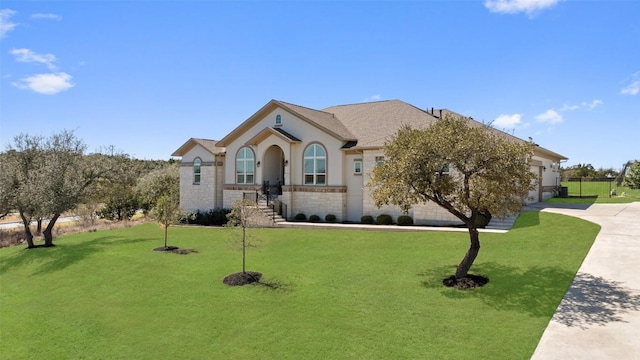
179,162 -> 217,212
360,151 -> 462,226
285,186 -> 346,222
411,202 -> 463,226
222,185 -> 262,209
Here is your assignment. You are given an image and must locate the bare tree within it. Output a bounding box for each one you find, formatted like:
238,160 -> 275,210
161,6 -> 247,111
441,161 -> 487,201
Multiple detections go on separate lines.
225,198 -> 263,274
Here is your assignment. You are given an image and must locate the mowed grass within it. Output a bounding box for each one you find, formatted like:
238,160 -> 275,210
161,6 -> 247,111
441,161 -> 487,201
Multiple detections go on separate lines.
0,212 -> 599,360
554,181 -> 640,203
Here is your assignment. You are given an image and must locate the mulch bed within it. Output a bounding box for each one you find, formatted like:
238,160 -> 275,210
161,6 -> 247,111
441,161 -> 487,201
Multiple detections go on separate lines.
223,271 -> 262,286
442,274 -> 489,289
153,246 -> 198,255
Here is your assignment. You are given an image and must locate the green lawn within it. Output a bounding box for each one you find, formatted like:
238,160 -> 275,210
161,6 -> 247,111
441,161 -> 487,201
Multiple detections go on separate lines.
555,181 -> 640,203
0,212 -> 599,360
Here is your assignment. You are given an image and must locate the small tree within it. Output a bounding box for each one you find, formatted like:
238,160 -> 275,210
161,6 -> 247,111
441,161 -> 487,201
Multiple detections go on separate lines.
136,164 -> 180,249
623,160 -> 640,189
225,198 -> 263,275
369,116 -> 536,286
151,193 -> 181,249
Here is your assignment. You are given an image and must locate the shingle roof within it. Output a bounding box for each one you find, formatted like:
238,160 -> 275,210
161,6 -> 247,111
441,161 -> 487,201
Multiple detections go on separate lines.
276,100 -> 356,141
171,138 -> 224,157
323,100 -> 440,148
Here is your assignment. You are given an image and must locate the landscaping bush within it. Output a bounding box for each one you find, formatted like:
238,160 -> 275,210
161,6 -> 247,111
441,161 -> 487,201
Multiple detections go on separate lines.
183,208 -> 230,226
376,214 -> 393,225
325,214 -> 336,222
294,213 -> 307,221
361,215 -> 374,224
309,214 -> 321,222
397,215 -> 414,226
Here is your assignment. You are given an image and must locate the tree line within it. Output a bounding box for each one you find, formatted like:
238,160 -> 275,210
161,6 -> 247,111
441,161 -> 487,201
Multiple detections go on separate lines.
561,161 -> 640,188
0,130 -> 179,248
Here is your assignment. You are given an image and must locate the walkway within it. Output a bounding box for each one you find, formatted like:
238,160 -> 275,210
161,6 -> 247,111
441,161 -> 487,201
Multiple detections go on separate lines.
529,202 -> 640,360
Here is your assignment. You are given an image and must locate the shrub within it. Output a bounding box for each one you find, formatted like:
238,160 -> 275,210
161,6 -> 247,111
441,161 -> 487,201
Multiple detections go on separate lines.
361,215 -> 374,224
183,208 -> 230,226
376,214 -> 393,225
397,215 -> 414,226
325,214 -> 336,222
294,213 -> 307,221
309,214 -> 321,222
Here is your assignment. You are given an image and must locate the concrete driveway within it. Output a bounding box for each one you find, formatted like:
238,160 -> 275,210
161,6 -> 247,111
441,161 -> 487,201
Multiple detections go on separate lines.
529,202 -> 640,360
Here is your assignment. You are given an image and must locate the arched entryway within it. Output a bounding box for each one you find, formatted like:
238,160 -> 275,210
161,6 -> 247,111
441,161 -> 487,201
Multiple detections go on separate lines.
263,145 -> 285,195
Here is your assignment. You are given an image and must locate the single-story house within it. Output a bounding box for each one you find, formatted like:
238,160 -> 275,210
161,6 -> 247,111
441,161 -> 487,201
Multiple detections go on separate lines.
172,99 -> 567,225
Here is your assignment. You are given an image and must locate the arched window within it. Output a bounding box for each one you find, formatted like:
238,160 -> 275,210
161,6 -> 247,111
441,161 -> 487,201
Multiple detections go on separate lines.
304,144 -> 326,185
236,147 -> 255,184
193,158 -> 202,184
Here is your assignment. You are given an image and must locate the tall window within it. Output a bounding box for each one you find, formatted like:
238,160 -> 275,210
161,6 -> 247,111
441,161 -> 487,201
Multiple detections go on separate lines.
236,147 -> 255,184
304,144 -> 326,185
193,158 -> 202,184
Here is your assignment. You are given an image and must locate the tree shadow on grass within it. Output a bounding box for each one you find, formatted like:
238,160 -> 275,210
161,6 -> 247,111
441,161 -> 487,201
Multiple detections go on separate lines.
552,272 -> 640,329
0,236 -> 151,276
421,263 -> 640,327
420,262 -> 578,318
254,276 -> 294,292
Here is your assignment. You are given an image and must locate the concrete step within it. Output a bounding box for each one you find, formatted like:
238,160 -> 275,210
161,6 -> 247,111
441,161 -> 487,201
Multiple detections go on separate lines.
485,214 -> 519,230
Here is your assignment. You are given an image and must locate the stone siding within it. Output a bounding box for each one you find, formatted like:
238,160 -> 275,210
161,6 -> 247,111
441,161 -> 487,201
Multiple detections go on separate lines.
287,186 -> 346,221
179,163 -> 217,212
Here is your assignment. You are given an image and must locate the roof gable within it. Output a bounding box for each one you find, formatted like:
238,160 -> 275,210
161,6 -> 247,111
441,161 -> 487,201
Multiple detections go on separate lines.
216,99 -> 356,147
172,138 -> 224,157
244,127 -> 302,146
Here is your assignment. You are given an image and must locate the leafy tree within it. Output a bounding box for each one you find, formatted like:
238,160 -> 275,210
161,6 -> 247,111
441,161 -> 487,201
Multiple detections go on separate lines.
93,157 -> 140,221
136,164 -> 180,249
136,164 -> 179,213
151,193 -> 181,249
2,131 -> 122,248
623,160 -> 640,189
368,117 -> 536,285
0,152 -> 17,219
225,198 -> 263,274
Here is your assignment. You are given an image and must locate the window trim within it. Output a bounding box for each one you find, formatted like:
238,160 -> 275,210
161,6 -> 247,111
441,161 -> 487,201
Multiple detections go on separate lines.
193,157 -> 202,184
303,143 -> 327,185
353,159 -> 362,175
236,147 -> 255,184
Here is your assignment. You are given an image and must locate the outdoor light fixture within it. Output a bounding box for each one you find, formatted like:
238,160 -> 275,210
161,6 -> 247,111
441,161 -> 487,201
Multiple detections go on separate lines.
257,161 -> 261,167
284,160 -> 289,166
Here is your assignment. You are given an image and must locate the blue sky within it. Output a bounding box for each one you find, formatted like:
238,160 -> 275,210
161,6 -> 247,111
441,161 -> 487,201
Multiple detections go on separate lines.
1,0 -> 638,170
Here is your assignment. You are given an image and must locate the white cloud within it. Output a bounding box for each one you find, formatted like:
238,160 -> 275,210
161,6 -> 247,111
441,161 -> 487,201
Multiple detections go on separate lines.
363,94 -> 381,102
485,0 -> 561,15
621,81 -> 639,95
0,9 -> 17,39
582,99 -> 603,110
11,48 -> 57,70
493,113 -> 522,128
559,99 -> 603,112
535,109 -> 563,123
31,13 -> 62,21
559,104 -> 579,111
12,72 -> 74,95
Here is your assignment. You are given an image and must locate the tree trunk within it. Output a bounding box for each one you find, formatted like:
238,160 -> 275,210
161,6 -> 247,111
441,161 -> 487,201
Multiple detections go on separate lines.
43,213 -> 60,247
164,224 -> 168,249
20,213 -> 35,248
242,226 -> 246,274
455,226 -> 480,279
24,226 -> 35,248
36,219 -> 43,235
